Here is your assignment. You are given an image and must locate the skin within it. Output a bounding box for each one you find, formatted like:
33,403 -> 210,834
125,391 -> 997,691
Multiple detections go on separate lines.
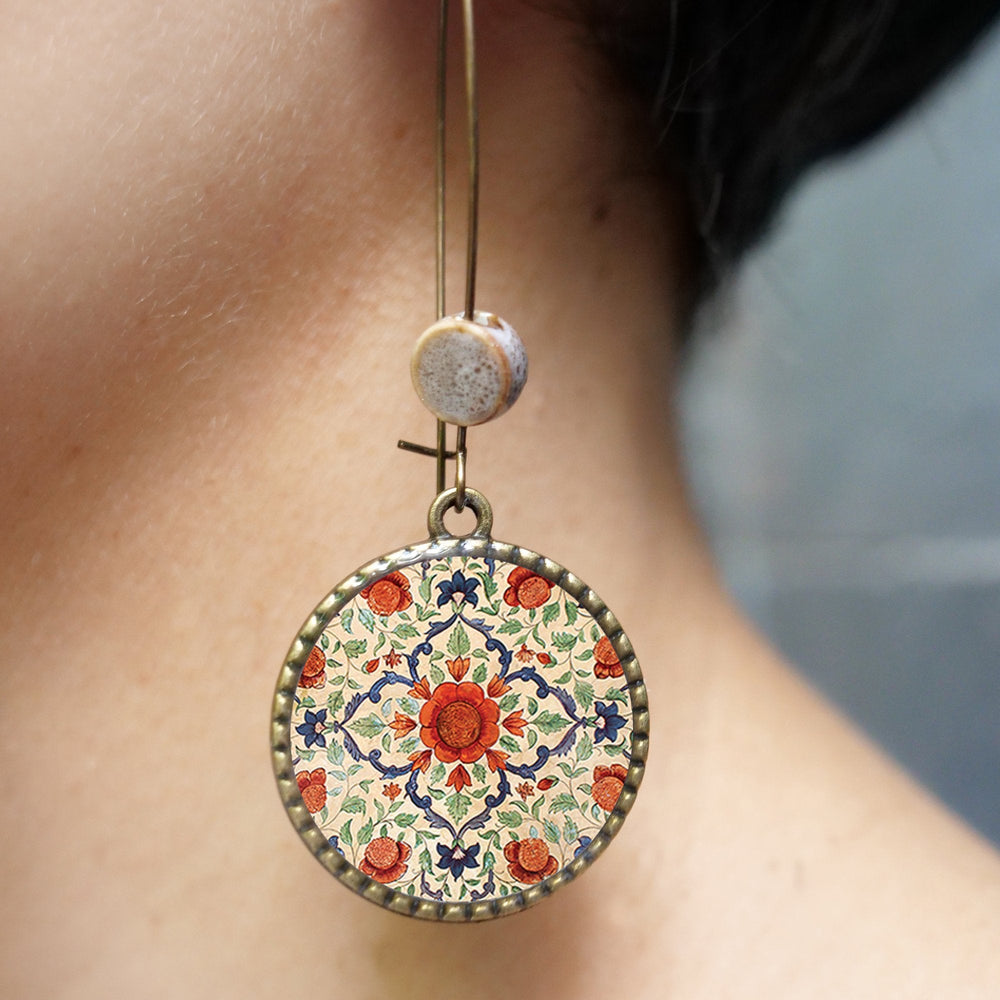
1,1 -> 998,996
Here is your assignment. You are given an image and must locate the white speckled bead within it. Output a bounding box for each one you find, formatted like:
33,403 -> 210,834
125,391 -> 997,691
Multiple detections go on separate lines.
410,311 -> 527,426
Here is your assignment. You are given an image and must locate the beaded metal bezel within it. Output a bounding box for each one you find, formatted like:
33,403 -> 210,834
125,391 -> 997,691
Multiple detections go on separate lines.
271,494 -> 648,921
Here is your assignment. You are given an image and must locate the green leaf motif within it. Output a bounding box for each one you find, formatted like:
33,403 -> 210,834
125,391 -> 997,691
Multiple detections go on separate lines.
339,819 -> 354,846
444,791 -> 471,822
563,817 -> 579,843
348,713 -> 385,739
343,638 -> 367,659
590,624 -> 600,643
482,574 -> 498,598
576,730 -> 594,761
357,818 -> 374,846
429,762 -> 446,784
340,609 -> 354,634
574,680 -> 596,712
326,741 -> 344,766
498,693 -> 519,712
395,813 -> 418,827
499,735 -> 520,754
472,762 -> 487,783
549,792 -> 579,814
472,662 -> 487,684
326,691 -> 345,716
399,736 -> 418,753
447,621 -> 471,657
564,602 -> 579,626
604,687 -> 628,703
532,710 -> 569,735
497,810 -> 522,828
551,670 -> 572,685
381,730 -> 392,752
418,576 -> 433,604
373,632 -> 386,654
483,850 -> 496,870
358,608 -> 376,633
496,620 -> 522,635
397,696 -> 419,714
552,631 -> 578,652
394,623 -> 419,639
429,663 -> 446,686
541,602 -> 560,626
341,796 -> 366,814
543,819 -> 561,844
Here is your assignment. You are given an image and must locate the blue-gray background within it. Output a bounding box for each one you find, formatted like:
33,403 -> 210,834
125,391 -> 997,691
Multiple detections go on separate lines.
681,23 -> 1000,844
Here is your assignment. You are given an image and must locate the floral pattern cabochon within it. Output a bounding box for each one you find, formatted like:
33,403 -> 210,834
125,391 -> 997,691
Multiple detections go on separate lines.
272,534 -> 647,921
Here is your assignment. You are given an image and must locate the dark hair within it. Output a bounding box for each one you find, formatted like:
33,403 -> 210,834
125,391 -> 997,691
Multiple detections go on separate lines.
564,0 -> 1000,292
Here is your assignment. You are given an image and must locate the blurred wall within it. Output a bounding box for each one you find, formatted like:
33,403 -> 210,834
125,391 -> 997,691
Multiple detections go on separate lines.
681,23 -> 1000,844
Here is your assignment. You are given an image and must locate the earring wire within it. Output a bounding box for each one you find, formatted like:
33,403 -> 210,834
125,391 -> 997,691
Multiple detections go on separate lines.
400,0 -> 480,511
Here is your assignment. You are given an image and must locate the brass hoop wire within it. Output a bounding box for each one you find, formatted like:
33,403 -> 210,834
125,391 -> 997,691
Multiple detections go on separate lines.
401,0 -> 478,511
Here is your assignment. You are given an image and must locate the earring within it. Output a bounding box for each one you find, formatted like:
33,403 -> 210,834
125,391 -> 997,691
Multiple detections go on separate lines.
270,0 -> 647,921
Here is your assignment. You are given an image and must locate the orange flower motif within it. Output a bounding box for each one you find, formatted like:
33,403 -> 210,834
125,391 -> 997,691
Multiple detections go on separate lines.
383,782 -> 401,801
419,681 -> 501,764
388,712 -> 417,738
295,769 -> 327,814
503,567 -> 554,609
516,782 -> 534,801
384,648 -> 402,667
410,676 -> 432,700
502,710 -> 527,736
485,748 -> 509,772
446,656 -> 470,681
408,749 -> 432,772
360,571 -> 413,616
446,764 -> 472,793
536,652 -> 552,666
364,659 -> 380,673
299,646 -> 326,689
515,644 -> 535,663
504,837 -> 558,884
593,636 -> 623,679
487,674 -> 510,698
592,763 -> 627,811
537,776 -> 556,790
360,837 -> 410,883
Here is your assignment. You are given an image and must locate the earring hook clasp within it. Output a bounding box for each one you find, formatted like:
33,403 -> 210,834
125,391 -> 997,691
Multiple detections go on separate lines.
398,0 -> 479,512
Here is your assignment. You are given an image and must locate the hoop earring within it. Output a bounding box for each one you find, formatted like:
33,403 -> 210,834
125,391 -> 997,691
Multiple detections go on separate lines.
271,0 -> 647,921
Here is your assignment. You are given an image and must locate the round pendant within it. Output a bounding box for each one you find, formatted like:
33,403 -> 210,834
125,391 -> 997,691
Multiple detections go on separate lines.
271,490 -> 648,920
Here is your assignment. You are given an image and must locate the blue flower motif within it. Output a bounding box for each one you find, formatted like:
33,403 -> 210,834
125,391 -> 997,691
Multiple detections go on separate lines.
295,708 -> 328,749
436,842 -> 481,879
574,836 -> 593,858
436,570 -> 480,608
593,701 -> 626,743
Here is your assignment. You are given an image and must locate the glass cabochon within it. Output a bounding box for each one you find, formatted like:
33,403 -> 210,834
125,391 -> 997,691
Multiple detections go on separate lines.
271,532 -> 647,921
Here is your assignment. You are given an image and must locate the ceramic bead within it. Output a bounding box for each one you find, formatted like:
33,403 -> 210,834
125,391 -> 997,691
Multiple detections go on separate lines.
410,311 -> 527,426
